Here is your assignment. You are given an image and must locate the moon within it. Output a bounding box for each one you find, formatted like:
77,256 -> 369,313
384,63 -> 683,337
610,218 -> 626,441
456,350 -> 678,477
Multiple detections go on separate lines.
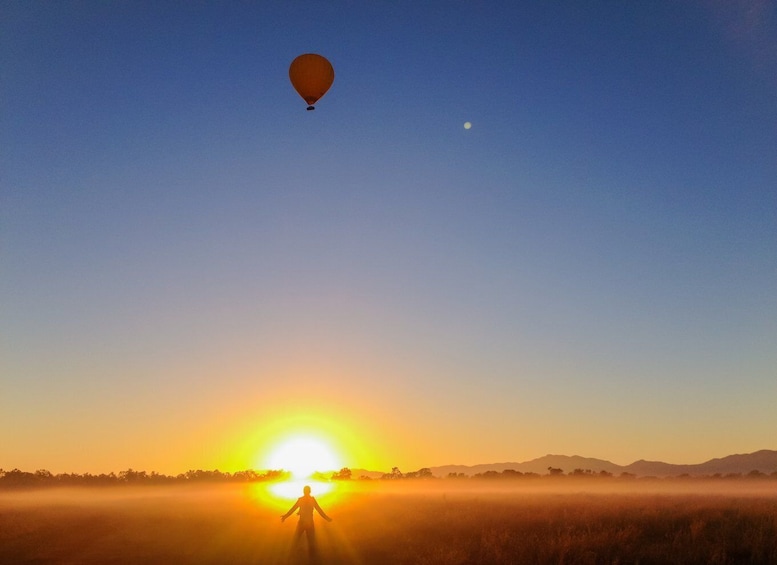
463,121 -> 472,130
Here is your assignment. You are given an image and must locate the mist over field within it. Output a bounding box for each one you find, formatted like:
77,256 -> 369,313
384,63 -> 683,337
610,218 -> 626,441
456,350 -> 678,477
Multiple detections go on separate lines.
3,480 -> 777,564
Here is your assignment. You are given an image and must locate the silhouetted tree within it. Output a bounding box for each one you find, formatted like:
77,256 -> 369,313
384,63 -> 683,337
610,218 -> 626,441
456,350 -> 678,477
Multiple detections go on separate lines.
232,469 -> 260,482
382,467 -> 404,480
1,468 -> 37,486
119,469 -> 148,483
331,467 -> 352,480
475,470 -> 501,479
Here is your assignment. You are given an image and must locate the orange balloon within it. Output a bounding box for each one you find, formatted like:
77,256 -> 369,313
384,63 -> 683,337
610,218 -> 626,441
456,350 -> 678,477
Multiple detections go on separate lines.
289,54 -> 335,110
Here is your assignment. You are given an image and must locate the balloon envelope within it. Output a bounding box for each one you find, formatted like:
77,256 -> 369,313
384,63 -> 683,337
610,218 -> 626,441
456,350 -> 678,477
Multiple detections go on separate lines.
289,54 -> 335,110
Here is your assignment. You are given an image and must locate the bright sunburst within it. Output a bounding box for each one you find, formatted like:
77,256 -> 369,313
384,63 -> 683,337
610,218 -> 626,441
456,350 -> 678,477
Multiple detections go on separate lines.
265,435 -> 341,479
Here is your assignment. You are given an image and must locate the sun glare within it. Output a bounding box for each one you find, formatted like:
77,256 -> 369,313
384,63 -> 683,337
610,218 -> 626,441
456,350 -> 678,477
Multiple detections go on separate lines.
258,434 -> 342,502
266,477 -> 335,500
265,435 -> 341,479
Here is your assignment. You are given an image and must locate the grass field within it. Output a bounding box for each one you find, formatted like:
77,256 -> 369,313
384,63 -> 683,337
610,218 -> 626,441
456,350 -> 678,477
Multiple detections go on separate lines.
2,481 -> 776,564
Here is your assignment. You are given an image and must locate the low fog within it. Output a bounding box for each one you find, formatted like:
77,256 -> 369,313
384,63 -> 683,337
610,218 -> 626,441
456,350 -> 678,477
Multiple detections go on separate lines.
3,479 -> 776,564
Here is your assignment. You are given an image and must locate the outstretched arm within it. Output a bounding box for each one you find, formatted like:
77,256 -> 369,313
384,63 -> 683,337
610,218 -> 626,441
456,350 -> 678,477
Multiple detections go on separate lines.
313,498 -> 332,522
281,500 -> 300,522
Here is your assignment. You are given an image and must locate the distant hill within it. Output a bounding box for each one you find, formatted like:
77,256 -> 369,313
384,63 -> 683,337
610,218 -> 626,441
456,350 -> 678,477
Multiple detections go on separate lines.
431,455 -> 622,477
427,450 -> 777,478
623,450 -> 777,477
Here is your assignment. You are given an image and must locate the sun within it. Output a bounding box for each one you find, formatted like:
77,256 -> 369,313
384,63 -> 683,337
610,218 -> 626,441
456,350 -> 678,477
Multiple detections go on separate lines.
265,435 -> 341,479
248,422 -> 354,502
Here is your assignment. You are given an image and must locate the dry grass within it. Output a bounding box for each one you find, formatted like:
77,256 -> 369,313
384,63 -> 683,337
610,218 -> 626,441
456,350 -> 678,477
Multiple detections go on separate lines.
2,482 -> 776,564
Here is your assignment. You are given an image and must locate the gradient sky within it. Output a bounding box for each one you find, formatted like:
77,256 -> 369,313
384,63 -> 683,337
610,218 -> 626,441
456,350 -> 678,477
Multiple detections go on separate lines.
2,1 -> 776,475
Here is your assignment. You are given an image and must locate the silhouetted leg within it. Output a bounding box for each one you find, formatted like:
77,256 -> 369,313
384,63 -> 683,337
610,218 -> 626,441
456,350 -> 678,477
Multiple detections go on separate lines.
306,525 -> 320,564
295,521 -> 305,542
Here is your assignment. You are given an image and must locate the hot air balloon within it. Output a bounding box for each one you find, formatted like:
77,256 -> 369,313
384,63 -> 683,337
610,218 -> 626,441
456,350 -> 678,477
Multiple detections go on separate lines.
289,54 -> 335,111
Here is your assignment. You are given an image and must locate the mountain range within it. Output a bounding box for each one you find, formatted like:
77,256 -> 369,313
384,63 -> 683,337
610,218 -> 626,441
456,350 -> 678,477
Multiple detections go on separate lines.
353,450 -> 777,478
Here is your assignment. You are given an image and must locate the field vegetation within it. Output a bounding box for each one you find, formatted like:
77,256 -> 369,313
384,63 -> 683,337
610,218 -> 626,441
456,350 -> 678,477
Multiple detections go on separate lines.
2,480 -> 776,564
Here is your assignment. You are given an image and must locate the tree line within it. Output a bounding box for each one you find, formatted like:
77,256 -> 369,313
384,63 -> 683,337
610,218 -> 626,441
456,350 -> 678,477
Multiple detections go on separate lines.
0,468 -> 287,488
448,467 -> 777,481
2,465 -> 775,489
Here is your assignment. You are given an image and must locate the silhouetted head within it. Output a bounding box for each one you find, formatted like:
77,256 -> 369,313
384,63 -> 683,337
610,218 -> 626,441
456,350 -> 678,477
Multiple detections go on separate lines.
303,485 -> 311,495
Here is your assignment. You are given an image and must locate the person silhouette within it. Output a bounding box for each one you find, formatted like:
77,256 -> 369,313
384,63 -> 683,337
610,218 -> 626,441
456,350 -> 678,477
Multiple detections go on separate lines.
281,485 -> 332,561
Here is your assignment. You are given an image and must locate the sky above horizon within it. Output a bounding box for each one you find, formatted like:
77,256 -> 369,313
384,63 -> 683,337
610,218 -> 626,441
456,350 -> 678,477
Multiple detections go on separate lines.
2,1 -> 776,475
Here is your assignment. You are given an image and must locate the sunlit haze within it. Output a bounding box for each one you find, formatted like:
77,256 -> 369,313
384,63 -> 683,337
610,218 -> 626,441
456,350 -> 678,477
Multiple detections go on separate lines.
2,2 -> 776,476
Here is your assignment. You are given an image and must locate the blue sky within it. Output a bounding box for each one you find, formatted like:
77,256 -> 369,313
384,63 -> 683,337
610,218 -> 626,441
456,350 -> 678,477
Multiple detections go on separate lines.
2,1 -> 776,474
